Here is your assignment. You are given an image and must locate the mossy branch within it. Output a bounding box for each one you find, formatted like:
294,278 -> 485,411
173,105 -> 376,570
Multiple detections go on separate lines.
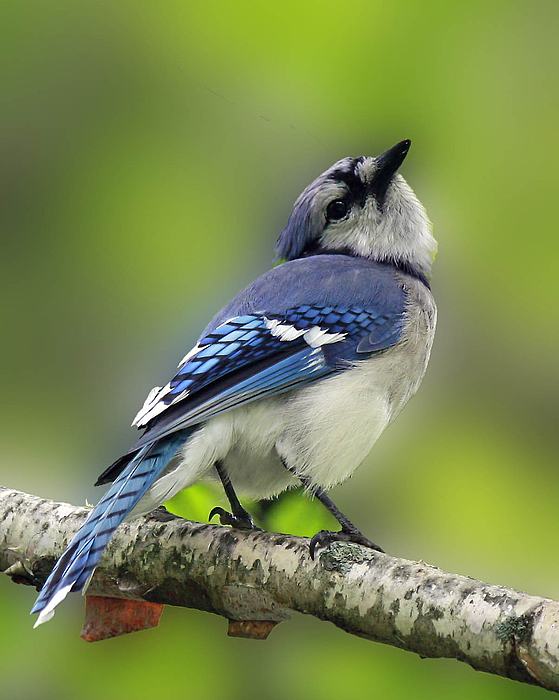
1,485 -> 558,691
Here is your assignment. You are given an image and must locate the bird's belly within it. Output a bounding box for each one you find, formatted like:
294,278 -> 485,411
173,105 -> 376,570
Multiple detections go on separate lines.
218,398 -> 299,499
276,346 -> 426,489
220,448 -> 296,499
213,374 -> 392,498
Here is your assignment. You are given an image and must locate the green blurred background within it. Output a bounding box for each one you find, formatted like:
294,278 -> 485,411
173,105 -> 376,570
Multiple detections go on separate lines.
1,0 -> 558,697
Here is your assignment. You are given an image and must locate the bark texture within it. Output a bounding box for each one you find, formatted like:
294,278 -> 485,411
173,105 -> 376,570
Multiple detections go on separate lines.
1,485 -> 558,691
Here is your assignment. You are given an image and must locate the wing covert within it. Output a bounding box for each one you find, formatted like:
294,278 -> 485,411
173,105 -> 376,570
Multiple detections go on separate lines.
131,302 -> 406,447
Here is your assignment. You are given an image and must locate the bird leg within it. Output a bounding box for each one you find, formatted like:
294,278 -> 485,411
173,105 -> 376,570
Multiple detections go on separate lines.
285,465 -> 384,559
209,461 -> 261,531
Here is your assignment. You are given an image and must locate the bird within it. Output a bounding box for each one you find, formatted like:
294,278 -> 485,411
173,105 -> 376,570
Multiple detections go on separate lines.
31,139 -> 437,627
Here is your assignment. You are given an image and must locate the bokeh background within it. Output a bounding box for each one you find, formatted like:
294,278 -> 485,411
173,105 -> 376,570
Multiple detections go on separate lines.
1,0 -> 558,697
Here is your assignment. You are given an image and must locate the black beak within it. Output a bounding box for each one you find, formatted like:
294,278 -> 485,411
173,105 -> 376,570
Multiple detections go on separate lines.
370,139 -> 411,210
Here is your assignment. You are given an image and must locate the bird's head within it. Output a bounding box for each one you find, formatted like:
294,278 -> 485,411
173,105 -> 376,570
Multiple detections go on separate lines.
275,140 -> 437,281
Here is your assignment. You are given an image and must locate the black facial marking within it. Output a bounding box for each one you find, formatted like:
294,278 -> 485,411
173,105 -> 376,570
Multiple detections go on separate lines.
328,162 -> 368,208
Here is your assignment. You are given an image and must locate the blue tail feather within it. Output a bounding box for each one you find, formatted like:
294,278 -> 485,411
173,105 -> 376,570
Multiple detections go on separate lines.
31,431 -> 189,626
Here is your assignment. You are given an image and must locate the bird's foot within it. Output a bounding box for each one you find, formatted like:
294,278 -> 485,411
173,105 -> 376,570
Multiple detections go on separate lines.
309,528 -> 384,560
209,506 -> 262,531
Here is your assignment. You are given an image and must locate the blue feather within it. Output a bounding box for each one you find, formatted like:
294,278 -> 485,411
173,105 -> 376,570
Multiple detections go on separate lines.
31,430 -> 189,626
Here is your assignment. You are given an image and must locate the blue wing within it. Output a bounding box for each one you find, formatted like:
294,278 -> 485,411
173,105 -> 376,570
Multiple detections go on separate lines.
130,302 -> 405,449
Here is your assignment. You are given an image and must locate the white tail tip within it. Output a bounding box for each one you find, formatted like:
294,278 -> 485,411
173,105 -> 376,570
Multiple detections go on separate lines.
32,583 -> 73,628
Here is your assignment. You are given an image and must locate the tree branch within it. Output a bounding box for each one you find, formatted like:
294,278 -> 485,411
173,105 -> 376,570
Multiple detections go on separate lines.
1,485 -> 558,691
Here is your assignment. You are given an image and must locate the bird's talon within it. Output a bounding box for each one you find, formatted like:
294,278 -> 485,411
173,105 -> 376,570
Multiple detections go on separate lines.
208,506 -> 261,531
209,506 -> 227,523
308,529 -> 384,559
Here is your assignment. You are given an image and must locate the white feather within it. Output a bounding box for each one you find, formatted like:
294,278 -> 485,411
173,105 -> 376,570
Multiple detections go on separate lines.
33,583 -> 73,627
132,381 -> 173,427
264,318 -> 307,341
266,317 -> 346,348
178,343 -> 206,369
303,327 -> 346,348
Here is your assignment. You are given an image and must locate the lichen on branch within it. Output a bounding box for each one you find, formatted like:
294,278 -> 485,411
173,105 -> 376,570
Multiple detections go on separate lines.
1,485 -> 558,692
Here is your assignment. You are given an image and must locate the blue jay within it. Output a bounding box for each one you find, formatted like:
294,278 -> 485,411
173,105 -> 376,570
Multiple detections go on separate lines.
32,139 -> 437,626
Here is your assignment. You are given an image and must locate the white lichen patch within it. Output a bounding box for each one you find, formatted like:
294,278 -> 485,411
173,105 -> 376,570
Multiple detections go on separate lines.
55,504 -> 80,519
234,537 -> 302,581
459,592 -> 504,636
344,563 -> 379,617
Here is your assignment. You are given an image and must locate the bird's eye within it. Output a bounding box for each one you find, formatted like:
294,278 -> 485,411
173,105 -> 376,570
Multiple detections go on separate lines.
326,200 -> 349,221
